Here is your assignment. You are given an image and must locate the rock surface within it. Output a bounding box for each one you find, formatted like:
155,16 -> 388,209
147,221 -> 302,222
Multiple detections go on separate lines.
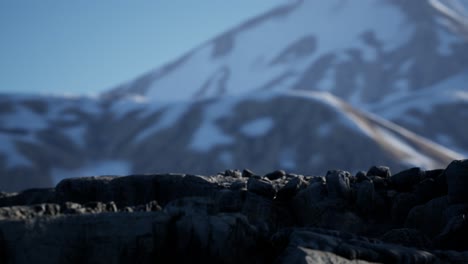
1,160 -> 468,263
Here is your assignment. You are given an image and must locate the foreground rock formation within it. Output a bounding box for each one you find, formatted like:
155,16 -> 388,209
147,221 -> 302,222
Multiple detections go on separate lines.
1,160 -> 468,263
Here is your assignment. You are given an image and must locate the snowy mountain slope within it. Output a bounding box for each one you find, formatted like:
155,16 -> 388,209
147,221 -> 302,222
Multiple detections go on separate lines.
0,91 -> 461,191
104,0 -> 468,104
102,0 -> 468,158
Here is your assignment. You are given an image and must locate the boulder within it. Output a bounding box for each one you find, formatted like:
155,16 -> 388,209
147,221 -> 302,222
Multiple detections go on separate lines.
445,159 -> 468,204
276,176 -> 308,201
433,214 -> 468,251
405,196 -> 449,237
390,167 -> 425,192
247,178 -> 276,199
355,180 -> 375,216
381,228 -> 432,249
391,193 -> 419,225
325,170 -> 352,201
264,170 -> 286,181
367,166 -> 391,178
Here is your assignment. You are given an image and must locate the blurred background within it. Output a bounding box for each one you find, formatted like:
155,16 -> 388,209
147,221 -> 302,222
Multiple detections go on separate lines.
0,0 -> 467,191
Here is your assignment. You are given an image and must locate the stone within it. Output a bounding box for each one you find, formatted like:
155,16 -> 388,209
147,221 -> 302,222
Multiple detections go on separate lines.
369,176 -> 387,190
355,180 -> 375,215
413,178 -> 438,203
445,159 -> 468,204
264,170 -> 286,181
391,193 -> 419,225
405,196 -> 449,237
425,169 -> 444,180
247,178 -> 276,199
355,171 -> 368,182
434,214 -> 468,251
242,169 -> 255,178
277,228 -> 438,263
276,176 -> 308,201
325,170 -> 352,200
390,167 -> 425,192
224,169 -> 242,178
291,182 -> 326,225
367,166 -> 391,178
381,228 -> 432,249
56,176 -> 116,204
1,163 -> 468,263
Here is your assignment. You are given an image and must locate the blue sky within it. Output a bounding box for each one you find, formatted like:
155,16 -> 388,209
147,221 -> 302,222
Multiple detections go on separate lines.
0,1 -> 285,95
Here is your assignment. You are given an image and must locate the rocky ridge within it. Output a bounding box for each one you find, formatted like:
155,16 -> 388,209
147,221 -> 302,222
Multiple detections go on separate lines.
1,160 -> 468,263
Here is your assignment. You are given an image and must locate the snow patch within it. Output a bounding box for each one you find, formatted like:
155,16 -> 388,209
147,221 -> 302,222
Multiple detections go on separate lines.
64,125 -> 87,148
371,70 -> 468,119
129,0 -> 414,101
0,134 -> 33,168
190,92 -> 279,152
1,105 -> 48,131
239,117 -> 274,137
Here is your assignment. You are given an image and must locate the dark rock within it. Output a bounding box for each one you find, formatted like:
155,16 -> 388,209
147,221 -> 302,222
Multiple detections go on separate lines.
355,180 -> 375,215
444,204 -> 468,221
367,166 -> 391,178
291,182 -> 326,225
433,172 -> 448,197
433,214 -> 468,251
0,188 -> 56,206
277,228 -> 438,264
247,178 -> 276,199
242,169 -> 255,178
391,193 -> 419,225
390,167 -> 425,192
292,182 -> 362,233
230,181 -> 246,190
381,228 -> 432,249
264,170 -> 286,181
171,213 -> 264,264
56,176 -> 116,204
112,174 -> 219,206
1,163 -> 468,263
0,229 -> 6,264
413,178 -> 438,203
276,176 -> 308,201
355,171 -> 367,182
405,196 -> 449,237
215,189 -> 244,213
369,176 -> 387,189
325,170 -> 351,200
224,169 -> 242,178
445,159 -> 468,204
425,169 -> 444,180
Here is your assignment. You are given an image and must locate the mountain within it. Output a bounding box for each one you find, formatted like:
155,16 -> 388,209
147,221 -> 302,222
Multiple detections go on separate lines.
103,0 -> 468,153
1,0 -> 467,191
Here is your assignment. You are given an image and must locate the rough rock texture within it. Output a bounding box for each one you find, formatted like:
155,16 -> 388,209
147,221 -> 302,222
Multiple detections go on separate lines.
1,160 -> 468,263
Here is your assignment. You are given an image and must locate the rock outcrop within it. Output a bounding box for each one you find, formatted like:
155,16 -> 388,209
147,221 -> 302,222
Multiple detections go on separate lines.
1,160 -> 468,263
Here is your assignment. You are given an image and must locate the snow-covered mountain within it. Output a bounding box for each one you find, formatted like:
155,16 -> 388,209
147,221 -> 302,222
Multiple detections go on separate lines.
104,0 -> 468,153
1,0 -> 467,191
